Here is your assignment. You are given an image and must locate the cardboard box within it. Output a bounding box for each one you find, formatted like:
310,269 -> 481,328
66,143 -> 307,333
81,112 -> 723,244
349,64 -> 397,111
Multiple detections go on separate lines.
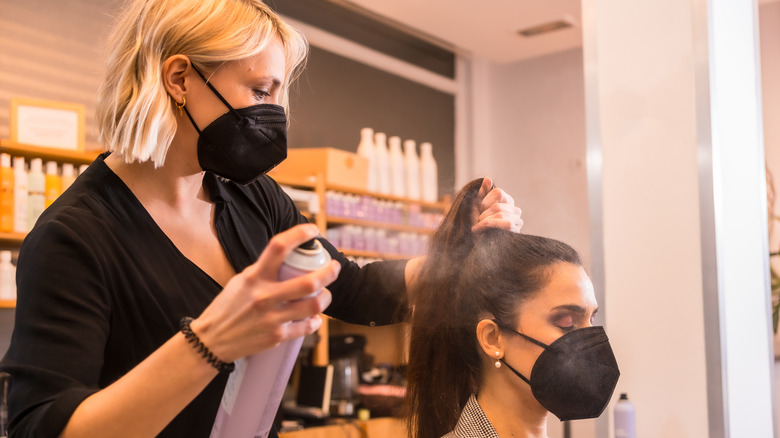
270,148 -> 368,190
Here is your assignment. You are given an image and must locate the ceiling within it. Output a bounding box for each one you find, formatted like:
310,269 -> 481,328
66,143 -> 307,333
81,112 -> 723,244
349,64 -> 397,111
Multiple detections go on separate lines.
338,0 -> 780,65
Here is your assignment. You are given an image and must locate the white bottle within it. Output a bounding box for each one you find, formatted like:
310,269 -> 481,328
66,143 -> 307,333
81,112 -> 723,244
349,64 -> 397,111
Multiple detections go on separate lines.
61,163 -> 77,191
0,251 -> 15,301
78,164 -> 89,175
356,128 -> 377,192
403,140 -> 421,200
388,136 -> 405,198
27,158 -> 45,231
614,393 -> 636,438
13,158 -> 27,234
374,132 -> 390,195
419,142 -> 438,203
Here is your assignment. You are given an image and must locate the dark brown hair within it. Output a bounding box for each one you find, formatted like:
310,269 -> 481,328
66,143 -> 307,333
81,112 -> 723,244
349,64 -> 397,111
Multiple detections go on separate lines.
405,178 -> 582,438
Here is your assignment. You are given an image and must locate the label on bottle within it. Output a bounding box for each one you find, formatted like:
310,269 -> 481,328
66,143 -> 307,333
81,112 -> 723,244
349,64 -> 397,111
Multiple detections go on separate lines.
220,357 -> 248,416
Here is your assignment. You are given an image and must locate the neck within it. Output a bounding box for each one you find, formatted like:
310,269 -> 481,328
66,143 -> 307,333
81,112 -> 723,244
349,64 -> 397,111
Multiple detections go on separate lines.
477,372 -> 548,438
105,126 -> 207,210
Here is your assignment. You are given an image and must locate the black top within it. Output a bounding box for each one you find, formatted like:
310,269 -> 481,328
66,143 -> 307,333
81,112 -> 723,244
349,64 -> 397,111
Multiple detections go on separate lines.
1,153 -> 407,437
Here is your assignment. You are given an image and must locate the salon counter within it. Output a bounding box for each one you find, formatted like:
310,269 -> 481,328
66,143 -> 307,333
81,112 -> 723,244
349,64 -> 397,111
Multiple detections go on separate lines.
279,417 -> 406,438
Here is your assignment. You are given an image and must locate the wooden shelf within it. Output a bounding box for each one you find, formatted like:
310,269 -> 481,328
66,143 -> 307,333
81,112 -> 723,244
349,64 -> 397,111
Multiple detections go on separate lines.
279,417 -> 405,438
0,140 -> 102,165
324,183 -> 447,210
0,232 -> 26,247
0,300 -> 15,309
327,217 -> 434,234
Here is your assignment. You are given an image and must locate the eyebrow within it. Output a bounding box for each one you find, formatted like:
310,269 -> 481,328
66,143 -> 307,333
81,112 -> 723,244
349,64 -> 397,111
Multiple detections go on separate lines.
256,76 -> 282,88
550,304 -> 599,315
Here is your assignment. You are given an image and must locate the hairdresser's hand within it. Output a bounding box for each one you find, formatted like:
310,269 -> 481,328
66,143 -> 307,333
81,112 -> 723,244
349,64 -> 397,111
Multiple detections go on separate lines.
472,177 -> 524,233
191,224 -> 340,363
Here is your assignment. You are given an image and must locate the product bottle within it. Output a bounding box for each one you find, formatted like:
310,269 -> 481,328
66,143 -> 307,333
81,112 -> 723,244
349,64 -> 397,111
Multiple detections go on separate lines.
403,140 -> 421,200
78,164 -> 88,175
356,127 -> 377,193
210,239 -> 332,438
27,158 -> 45,230
614,393 -> 636,438
61,163 -> 77,192
13,158 -> 27,234
0,251 -> 15,301
44,161 -> 61,208
0,155 -> 14,233
388,136 -> 405,198
374,132 -> 390,195
419,142 -> 438,203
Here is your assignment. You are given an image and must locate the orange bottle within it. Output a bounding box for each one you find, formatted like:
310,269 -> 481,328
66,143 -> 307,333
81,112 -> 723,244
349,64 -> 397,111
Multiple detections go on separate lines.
44,161 -> 61,208
0,154 -> 14,233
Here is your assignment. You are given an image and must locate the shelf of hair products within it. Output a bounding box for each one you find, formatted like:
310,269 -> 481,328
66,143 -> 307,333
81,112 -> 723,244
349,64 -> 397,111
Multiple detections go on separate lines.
271,129 -> 444,435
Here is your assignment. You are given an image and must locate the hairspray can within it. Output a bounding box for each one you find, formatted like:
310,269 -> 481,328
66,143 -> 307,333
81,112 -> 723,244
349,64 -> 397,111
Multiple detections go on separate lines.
210,239 -> 332,438
614,393 -> 636,438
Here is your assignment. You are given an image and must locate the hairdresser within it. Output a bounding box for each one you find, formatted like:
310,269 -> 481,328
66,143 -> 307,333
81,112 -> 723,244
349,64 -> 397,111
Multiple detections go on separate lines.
405,179 -> 619,438
0,1 -> 522,437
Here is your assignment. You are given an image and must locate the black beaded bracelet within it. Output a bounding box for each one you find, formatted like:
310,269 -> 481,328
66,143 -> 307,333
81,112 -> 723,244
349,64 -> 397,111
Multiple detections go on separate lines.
179,317 -> 235,374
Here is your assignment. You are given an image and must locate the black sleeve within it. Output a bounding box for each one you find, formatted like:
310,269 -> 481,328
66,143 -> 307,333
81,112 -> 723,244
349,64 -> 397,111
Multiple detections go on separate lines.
1,220 -> 111,438
263,177 -> 409,326
318,238 -> 409,326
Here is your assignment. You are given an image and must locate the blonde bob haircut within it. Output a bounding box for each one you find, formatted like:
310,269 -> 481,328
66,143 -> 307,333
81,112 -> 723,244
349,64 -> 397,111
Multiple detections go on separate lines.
96,0 -> 308,166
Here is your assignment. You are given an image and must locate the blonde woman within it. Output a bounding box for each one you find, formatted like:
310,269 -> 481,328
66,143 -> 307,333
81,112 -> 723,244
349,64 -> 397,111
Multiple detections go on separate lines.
0,1 -> 522,437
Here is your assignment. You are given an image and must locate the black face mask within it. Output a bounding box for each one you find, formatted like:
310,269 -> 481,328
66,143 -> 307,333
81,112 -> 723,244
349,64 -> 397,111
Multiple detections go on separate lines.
499,325 -> 620,421
183,66 -> 287,184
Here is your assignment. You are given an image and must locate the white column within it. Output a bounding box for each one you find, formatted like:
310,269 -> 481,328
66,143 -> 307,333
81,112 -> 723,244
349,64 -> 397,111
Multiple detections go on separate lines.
583,0 -> 774,437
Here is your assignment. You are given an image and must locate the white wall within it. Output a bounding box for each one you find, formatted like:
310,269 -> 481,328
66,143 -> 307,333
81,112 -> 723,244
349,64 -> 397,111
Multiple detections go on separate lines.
481,49 -> 591,268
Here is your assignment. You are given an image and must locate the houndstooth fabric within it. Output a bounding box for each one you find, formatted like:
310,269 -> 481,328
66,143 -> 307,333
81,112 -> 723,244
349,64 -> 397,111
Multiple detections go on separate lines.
441,394 -> 500,438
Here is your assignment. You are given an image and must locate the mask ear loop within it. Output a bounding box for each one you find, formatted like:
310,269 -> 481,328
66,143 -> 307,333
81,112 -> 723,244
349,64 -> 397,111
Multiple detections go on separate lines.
493,321 -> 550,386
499,358 -> 532,385
190,64 -> 244,121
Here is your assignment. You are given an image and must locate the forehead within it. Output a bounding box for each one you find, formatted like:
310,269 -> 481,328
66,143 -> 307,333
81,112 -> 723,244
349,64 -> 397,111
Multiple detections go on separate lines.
521,263 -> 597,313
220,38 -> 286,79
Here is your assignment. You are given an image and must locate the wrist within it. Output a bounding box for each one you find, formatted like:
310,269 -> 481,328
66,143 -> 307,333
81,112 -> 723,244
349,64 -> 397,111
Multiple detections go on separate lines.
180,317 -> 235,374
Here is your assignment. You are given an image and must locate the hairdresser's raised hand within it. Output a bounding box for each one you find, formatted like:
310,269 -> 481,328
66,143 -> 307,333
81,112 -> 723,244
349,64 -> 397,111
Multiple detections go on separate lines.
191,224 -> 340,363
472,177 -> 523,233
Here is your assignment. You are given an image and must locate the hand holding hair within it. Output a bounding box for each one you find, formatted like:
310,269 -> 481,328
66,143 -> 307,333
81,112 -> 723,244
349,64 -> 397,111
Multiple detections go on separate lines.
472,176 -> 524,233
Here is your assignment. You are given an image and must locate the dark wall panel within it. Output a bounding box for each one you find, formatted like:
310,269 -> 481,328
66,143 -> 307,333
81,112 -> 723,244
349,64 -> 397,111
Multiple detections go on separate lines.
288,46 -> 456,195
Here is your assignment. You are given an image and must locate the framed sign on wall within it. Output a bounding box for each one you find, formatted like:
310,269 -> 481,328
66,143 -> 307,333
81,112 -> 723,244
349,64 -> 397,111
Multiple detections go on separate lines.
10,97 -> 85,152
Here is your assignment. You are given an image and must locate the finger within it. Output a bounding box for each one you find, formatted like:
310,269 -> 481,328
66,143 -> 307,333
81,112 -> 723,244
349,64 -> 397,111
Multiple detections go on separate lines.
477,177 -> 494,202
275,288 -> 333,324
472,216 -> 524,233
475,203 -> 522,224
259,260 -> 341,305
283,314 -> 325,339
480,188 -> 515,213
250,224 -> 321,280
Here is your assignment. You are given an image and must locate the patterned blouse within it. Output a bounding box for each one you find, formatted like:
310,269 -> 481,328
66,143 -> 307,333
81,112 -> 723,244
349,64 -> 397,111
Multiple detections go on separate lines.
441,394 -> 500,438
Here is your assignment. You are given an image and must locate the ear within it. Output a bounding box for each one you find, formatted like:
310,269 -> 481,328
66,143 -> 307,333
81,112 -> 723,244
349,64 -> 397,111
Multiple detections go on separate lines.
476,319 -> 504,361
162,55 -> 192,103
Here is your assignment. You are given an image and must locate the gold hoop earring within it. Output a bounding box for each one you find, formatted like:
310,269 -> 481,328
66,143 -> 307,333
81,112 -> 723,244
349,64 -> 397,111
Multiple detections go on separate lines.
176,96 -> 186,117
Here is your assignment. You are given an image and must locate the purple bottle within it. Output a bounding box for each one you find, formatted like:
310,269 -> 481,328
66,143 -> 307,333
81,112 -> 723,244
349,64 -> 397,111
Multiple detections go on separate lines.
614,393 -> 636,438
210,239 -> 331,438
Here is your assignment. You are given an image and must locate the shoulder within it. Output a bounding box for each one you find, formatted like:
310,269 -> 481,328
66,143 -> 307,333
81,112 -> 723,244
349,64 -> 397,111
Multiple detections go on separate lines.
443,394 -> 500,438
